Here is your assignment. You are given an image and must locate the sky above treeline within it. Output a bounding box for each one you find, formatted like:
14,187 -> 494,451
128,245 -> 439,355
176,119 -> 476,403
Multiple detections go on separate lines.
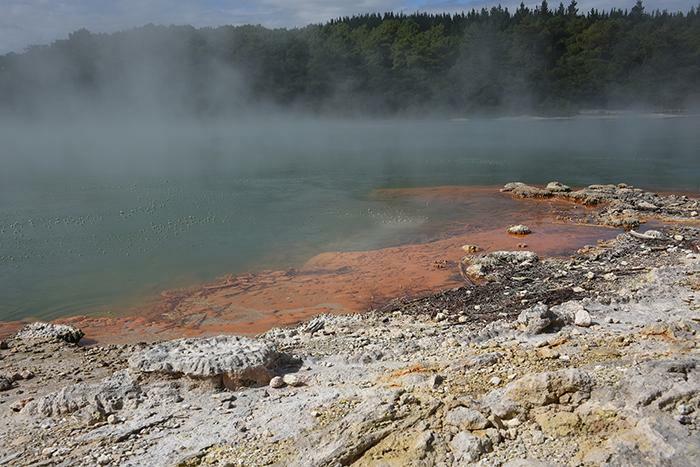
1,0 -> 696,54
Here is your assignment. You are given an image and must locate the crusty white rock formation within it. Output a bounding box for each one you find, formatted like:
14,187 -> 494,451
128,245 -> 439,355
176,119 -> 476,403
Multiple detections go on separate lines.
15,322 -> 84,344
129,335 -> 285,389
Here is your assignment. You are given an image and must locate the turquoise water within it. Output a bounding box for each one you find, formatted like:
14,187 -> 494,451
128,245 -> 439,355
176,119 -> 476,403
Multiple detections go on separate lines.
1,115 -> 698,321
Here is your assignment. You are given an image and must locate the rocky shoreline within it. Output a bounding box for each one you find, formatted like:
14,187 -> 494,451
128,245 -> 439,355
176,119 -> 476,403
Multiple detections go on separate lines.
1,182 -> 699,466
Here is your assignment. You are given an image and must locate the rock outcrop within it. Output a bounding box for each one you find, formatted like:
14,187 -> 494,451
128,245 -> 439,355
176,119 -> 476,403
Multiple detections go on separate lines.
502,181 -> 700,229
15,322 -> 84,344
129,335 -> 286,389
22,370 -> 141,420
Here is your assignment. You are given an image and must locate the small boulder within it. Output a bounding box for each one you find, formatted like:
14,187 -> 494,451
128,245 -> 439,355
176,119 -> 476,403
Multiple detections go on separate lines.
642,230 -> 664,239
461,244 -> 481,253
16,322 -> 84,344
517,303 -> 556,335
507,225 -> 532,235
445,407 -> 490,430
450,431 -> 490,463
269,376 -> 285,389
0,375 -> 13,391
574,309 -> 592,327
282,374 -> 304,387
636,201 -> 658,210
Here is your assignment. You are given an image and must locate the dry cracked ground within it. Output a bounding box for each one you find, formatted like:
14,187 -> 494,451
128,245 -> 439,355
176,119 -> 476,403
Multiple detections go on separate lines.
1,182 -> 700,466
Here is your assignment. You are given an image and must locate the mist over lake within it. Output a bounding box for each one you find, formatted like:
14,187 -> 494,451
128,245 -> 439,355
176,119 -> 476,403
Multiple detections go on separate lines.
1,114 -> 698,321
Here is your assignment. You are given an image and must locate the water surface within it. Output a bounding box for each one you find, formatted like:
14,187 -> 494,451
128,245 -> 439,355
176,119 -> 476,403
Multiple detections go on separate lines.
1,115 -> 698,321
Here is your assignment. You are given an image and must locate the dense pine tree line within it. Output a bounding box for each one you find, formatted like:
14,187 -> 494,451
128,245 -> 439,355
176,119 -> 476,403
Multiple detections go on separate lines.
1,1 -> 699,116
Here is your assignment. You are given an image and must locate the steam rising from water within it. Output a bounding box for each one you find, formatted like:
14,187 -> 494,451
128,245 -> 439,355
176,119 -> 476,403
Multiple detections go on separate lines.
1,115 -> 698,321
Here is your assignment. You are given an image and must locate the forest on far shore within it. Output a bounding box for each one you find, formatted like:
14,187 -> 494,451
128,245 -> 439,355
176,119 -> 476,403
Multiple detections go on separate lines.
1,1 -> 699,116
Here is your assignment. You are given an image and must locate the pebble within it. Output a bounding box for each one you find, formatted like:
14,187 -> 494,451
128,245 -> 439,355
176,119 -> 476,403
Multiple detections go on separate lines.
489,376 -> 502,385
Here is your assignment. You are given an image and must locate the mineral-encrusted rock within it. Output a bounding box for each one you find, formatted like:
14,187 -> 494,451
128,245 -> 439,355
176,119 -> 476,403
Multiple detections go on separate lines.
16,322 -> 84,344
22,370 -> 140,419
129,335 -> 285,389
487,369 -> 593,419
488,250 -> 538,264
507,225 -> 532,235
534,411 -> 580,437
460,251 -> 539,280
501,182 -> 553,198
463,251 -> 538,280
546,181 -> 571,192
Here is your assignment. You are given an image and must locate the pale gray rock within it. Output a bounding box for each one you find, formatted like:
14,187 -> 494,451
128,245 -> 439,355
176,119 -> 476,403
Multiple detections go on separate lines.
643,229 -> 664,239
282,374 -> 303,387
517,303 -> 556,335
637,200 -> 659,210
507,224 -> 532,235
22,370 -> 141,418
450,431 -> 489,463
574,308 -> 592,327
269,376 -> 285,388
445,407 -> 490,430
463,352 -> 502,368
129,335 -> 285,389
546,181 -> 571,192
16,322 -> 84,344
504,459 -> 554,467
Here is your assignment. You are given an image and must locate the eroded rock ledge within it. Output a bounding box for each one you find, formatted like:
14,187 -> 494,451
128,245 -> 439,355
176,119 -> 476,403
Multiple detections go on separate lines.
502,181 -> 699,228
0,183 -> 699,467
